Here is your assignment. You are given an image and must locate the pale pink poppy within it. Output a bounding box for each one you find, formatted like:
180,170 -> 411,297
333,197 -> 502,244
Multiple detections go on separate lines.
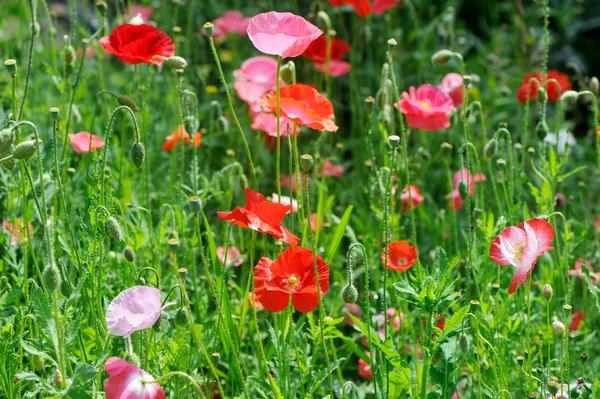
314,61 -> 351,77
217,246 -> 244,267
279,173 -> 308,193
569,258 -> 600,283
375,308 -> 403,339
69,132 -> 105,153
271,194 -> 299,213
106,286 -> 175,337
358,353 -> 373,379
250,110 -> 300,137
318,160 -> 344,178
103,357 -> 165,399
438,73 -> 464,107
343,303 -> 361,326
372,0 -> 400,15
490,218 -> 554,294
127,6 -> 153,25
445,168 -> 486,211
399,185 -> 424,213
234,56 -> 279,106
205,11 -> 250,39
2,218 -> 34,246
310,213 -> 322,232
247,12 -> 323,59
397,84 -> 454,131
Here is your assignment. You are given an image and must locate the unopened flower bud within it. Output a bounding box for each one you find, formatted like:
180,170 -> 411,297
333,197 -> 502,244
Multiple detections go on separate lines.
316,11 -> 332,33
496,158 -> 506,170
174,307 -> 189,327
280,61 -> 295,84
341,284 -> 358,304
537,87 -> 547,103
4,59 -> 17,77
43,266 -> 61,293
203,22 -> 214,37
0,128 -> 14,155
561,90 -> 579,103
117,95 -> 139,112
388,135 -> 400,148
54,369 -> 63,388
217,116 -> 229,133
552,320 -> 565,334
125,353 -> 140,367
484,139 -> 498,158
458,180 -> 469,201
152,313 -> 164,332
300,154 -> 313,172
105,217 -> 124,242
49,107 -> 60,121
13,140 -> 39,160
33,354 -> 45,374
459,334 -> 470,353
189,196 -> 202,214
542,284 -> 553,300
64,45 -> 76,66
165,56 -> 187,71
60,279 -> 72,298
431,49 -> 453,65
590,77 -> 599,94
123,246 -> 135,263
365,96 -> 375,116
167,237 -> 180,253
131,142 -> 145,168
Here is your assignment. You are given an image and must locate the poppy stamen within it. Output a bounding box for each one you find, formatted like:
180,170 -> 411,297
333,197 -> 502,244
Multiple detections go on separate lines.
284,274 -> 301,291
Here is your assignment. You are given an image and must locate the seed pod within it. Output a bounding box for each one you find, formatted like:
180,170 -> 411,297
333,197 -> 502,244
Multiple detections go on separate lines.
174,308 -> 189,327
548,381 -> 559,396
300,154 -> 313,172
13,140 -> 39,160
496,158 -> 506,170
4,59 -> 17,77
167,238 -> 180,253
105,217 -> 124,242
365,96 -> 375,116
388,135 -> 400,148
49,107 -> 60,121
341,284 -> 358,304
123,246 -> 135,263
42,266 -> 61,293
188,196 -> 202,214
131,142 -> 145,168
0,128 -> 14,155
542,284 -> 553,300
431,49 -> 453,65
459,334 -> 470,354
203,22 -> 214,37
117,95 -> 139,112
152,313 -> 164,332
125,353 -> 140,367
165,56 -> 188,71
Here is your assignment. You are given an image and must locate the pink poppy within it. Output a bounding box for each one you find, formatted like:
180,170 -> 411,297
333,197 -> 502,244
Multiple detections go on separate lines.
207,11 -> 250,39
400,185 -> 424,213
2,218 -> 33,246
438,73 -> 464,107
250,110 -> 300,137
397,84 -> 454,131
569,258 -> 600,283
372,0 -> 400,15
318,160 -> 344,178
343,303 -> 361,326
234,56 -> 279,106
310,213 -> 322,232
445,168 -> 486,211
358,353 -> 373,380
68,132 -> 105,153
127,5 -> 153,25
569,311 -> 584,332
106,286 -> 175,337
217,246 -> 244,267
595,215 -> 600,230
314,61 -> 351,77
375,308 -> 403,339
279,173 -> 308,193
271,194 -> 299,213
103,357 -> 165,399
247,12 -> 323,59
490,218 -> 554,294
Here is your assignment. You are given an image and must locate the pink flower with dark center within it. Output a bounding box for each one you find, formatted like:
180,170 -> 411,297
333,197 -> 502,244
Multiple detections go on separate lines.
397,84 -> 454,131
247,12 -> 323,59
445,168 -> 486,211
569,258 -> 600,284
490,218 -> 554,294
207,11 -> 250,39
372,0 -> 400,15
438,73 -> 464,107
250,110 -> 300,137
68,132 -> 105,153
318,160 -> 344,178
399,185 -> 424,213
234,56 -> 279,107
217,246 -> 244,267
103,357 -> 165,399
2,218 -> 33,246
106,286 -> 175,337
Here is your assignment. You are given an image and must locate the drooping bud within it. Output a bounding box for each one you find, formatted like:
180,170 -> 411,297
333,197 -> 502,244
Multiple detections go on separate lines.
211,101 -> 222,119
280,61 -> 296,84
174,308 -> 189,327
105,217 -> 124,242
484,139 -> 498,158
590,77 -> 599,94
300,154 -> 313,172
552,320 -> 565,334
0,128 -> 14,155
42,266 -> 61,293
165,56 -> 188,72
431,49 -> 453,65
316,11 -> 332,33
537,86 -> 547,103
33,354 -> 45,374
123,246 -> 135,263
388,135 -> 400,149
152,313 -> 164,332
203,22 -> 214,38
341,284 -> 358,304
117,95 -> 139,112
458,180 -> 469,201
217,116 -> 229,133
560,90 -> 579,103
189,196 -> 202,214
4,59 -> 17,77
459,334 -> 470,354
13,140 -> 39,160
542,284 -> 553,300
131,142 -> 145,168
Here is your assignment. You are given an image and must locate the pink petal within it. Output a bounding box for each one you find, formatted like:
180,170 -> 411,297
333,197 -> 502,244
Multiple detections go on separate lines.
69,132 -> 105,153
490,226 -> 528,267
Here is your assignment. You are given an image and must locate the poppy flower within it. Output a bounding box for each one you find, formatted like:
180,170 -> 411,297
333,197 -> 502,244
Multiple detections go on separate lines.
490,218 -> 554,294
438,73 -> 464,108
569,258 -> 600,284
103,357 -> 165,399
445,168 -> 486,211
2,218 -> 33,246
247,12 -> 323,59
517,70 -> 572,104
250,111 -> 300,137
310,213 -> 323,232
254,246 -> 329,313
400,185 -> 424,213
318,160 -> 344,177
260,84 -> 338,132
206,11 -> 250,39
372,0 -> 400,14
569,311 -> 584,332
68,132 -> 105,153
595,215 -> 600,230
358,353 -> 373,379
330,0 -> 372,17
126,5 -> 153,25
99,24 -> 175,65
383,241 -> 418,272
397,84 -> 454,131
217,246 -> 244,267
248,292 -> 264,309
271,194 -> 299,213
217,188 -> 300,245
279,173 -> 308,193
302,35 -> 351,77
234,56 -> 279,107
343,303 -> 361,326
105,286 -> 175,337
162,124 -> 202,151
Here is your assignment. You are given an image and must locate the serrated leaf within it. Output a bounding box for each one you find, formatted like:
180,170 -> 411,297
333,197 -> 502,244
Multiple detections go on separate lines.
15,372 -> 40,382
442,305 -> 470,337
30,287 -> 59,355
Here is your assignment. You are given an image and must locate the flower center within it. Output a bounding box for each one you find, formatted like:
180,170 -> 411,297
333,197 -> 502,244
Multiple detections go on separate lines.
514,242 -> 526,262
419,100 -> 432,110
397,257 -> 408,266
284,274 -> 301,291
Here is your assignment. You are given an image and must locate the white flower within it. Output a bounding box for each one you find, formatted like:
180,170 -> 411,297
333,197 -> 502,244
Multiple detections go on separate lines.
544,130 -> 576,155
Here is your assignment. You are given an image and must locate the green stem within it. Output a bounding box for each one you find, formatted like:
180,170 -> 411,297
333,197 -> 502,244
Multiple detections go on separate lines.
275,56 -> 282,200
18,0 -> 36,121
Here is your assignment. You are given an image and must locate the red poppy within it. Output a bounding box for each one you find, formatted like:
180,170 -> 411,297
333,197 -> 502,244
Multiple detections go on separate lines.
372,0 -> 399,14
516,70 -> 572,104
382,241 -> 418,272
260,84 -> 338,132
162,124 -> 202,151
254,246 -> 329,312
569,311 -> 584,332
302,35 -> 351,76
358,353 -> 373,379
330,0 -> 372,17
217,188 -> 300,245
99,24 -> 175,65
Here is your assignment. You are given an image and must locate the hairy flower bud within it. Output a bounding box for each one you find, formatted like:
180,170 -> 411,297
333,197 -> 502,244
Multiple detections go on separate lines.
560,90 -> 579,104
165,56 -> 188,71
537,86 -> 547,103
123,246 -> 135,263
131,142 -> 145,168
54,369 -> 63,388
552,320 -> 565,334
0,128 -> 14,155
13,140 -> 39,160
174,308 -> 189,327
117,95 -> 139,112
542,284 -> 553,300
431,49 -> 453,65
152,313 -> 164,332
484,139 -> 498,158
105,217 -> 124,242
125,353 -> 140,367
341,284 -> 358,304
459,334 -> 470,354
33,354 -> 45,374
316,11 -> 332,32
458,180 -> 469,201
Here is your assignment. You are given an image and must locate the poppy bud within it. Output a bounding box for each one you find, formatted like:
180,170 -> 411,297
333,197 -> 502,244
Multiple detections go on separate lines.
560,90 -> 579,103
440,142 -> 453,158
217,116 -> 229,133
581,352 -> 588,364
387,38 -> 397,48
165,56 -> 188,71
95,1 -> 107,15
54,369 -> 63,388
123,246 -> 135,263
496,158 -> 506,170
563,304 -> 572,316
316,11 -> 332,32
13,140 -> 39,160
463,75 -> 472,87
459,334 -> 470,354
33,354 -> 45,374
4,59 -> 17,77
167,237 -> 180,253
537,87 -> 547,103
131,142 -> 145,168
125,353 -> 140,367
552,320 -> 565,334
203,22 -> 214,38
49,107 -> 60,121
388,135 -> 400,148
542,284 -> 553,300
0,128 -> 14,155
105,217 -> 124,242
590,77 -> 599,94
341,284 -> 358,304
184,116 -> 199,136
484,139 -> 498,158
431,49 -> 453,65
64,45 -> 75,66
211,101 -> 222,119
280,61 -> 295,84
300,154 -> 313,172
174,308 -> 189,327
548,381 -> 559,396
473,207 -> 483,221
117,95 -> 139,112
189,196 -> 202,214
365,96 -> 375,116
1,150 -> 15,169
152,313 -> 164,332
458,180 -> 469,201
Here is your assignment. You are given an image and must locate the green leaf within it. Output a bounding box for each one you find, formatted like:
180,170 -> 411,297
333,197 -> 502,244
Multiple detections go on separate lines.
70,363 -> 97,387
388,367 -> 411,398
20,340 -> 58,367
325,205 -> 354,264
14,372 -> 40,382
442,305 -> 470,337
582,267 -> 600,315
30,287 -> 59,356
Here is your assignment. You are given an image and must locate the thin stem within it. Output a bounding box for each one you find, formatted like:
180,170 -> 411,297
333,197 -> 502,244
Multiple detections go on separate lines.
275,56 -> 282,201
18,0 -> 36,121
